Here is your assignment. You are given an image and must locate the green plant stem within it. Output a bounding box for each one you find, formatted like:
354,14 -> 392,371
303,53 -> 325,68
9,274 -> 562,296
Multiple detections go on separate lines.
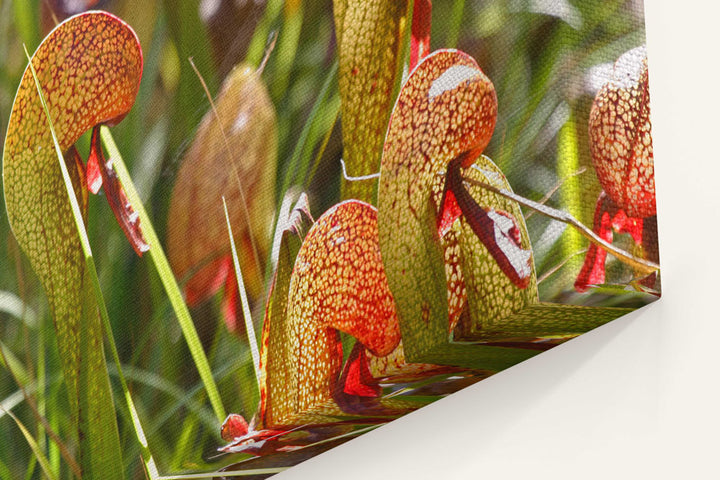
101,126 -> 227,423
245,0 -> 285,67
0,344 -> 81,478
0,406 -> 57,480
279,60 -> 338,197
303,109 -> 340,188
270,0 -> 304,100
446,0 -> 466,48
106,364 -> 218,433
222,197 -> 261,392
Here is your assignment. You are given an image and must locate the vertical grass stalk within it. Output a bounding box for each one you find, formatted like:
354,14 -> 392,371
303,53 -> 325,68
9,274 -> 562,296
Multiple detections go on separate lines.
0,406 -> 57,480
101,126 -> 227,422
222,197 -> 261,392
245,0 -> 285,68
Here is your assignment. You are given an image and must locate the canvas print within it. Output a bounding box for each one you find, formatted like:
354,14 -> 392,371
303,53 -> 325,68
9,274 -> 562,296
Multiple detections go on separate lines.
0,1 -> 659,478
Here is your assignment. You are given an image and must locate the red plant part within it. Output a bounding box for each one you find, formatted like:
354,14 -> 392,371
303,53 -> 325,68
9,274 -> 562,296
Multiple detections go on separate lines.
260,200 -> 401,428
379,50 -> 533,337
221,413 -> 250,442
575,192 -> 644,292
576,46 -> 657,292
2,11 -> 143,418
410,0 -> 432,70
338,342 -> 382,398
219,413 -> 295,456
588,46 -> 654,218
87,125 -> 148,255
441,151 -> 531,289
166,64 -> 277,333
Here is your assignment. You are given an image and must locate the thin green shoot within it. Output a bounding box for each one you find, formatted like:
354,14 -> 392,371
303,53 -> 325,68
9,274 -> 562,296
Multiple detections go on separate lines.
0,343 -> 80,477
258,31 -> 278,73
302,109 -> 339,188
280,60 -> 338,197
0,340 -> 28,382
446,0 -> 466,48
270,0 -> 304,100
146,355 -> 244,438
525,166 -> 587,219
169,417 -> 199,472
33,316 -> 47,480
0,372 -> 63,422
106,364 -> 218,433
537,249 -> 588,284
244,0 -> 284,67
222,197 -> 261,392
101,126 -> 227,422
556,110 -> 587,274
0,405 -> 57,480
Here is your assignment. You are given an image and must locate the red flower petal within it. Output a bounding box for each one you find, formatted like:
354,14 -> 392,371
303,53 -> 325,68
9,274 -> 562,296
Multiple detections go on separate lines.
410,0 -> 432,70
88,126 -> 149,256
340,342 -> 381,398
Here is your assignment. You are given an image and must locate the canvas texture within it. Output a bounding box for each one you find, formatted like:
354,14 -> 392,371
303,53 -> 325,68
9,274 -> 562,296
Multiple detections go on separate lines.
0,1 -> 658,478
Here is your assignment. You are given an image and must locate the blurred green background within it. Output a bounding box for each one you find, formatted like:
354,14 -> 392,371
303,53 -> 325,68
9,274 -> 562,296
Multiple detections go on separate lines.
0,0 -> 649,477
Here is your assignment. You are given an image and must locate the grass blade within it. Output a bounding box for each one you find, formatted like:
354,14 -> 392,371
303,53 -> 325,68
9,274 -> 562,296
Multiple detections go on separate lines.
0,406 -> 57,480
557,110 -> 589,269
279,60 -> 338,197
11,0 -> 39,51
100,126 -> 227,423
245,0 -> 285,67
222,197 -> 261,391
445,0 -> 466,48
0,343 -> 80,478
270,0 -> 304,100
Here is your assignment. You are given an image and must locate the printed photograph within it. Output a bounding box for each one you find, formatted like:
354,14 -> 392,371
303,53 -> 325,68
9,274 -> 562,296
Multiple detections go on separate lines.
0,1 -> 658,478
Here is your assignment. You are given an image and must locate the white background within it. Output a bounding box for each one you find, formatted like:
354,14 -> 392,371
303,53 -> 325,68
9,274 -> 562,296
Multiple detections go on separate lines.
277,1 -> 720,479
